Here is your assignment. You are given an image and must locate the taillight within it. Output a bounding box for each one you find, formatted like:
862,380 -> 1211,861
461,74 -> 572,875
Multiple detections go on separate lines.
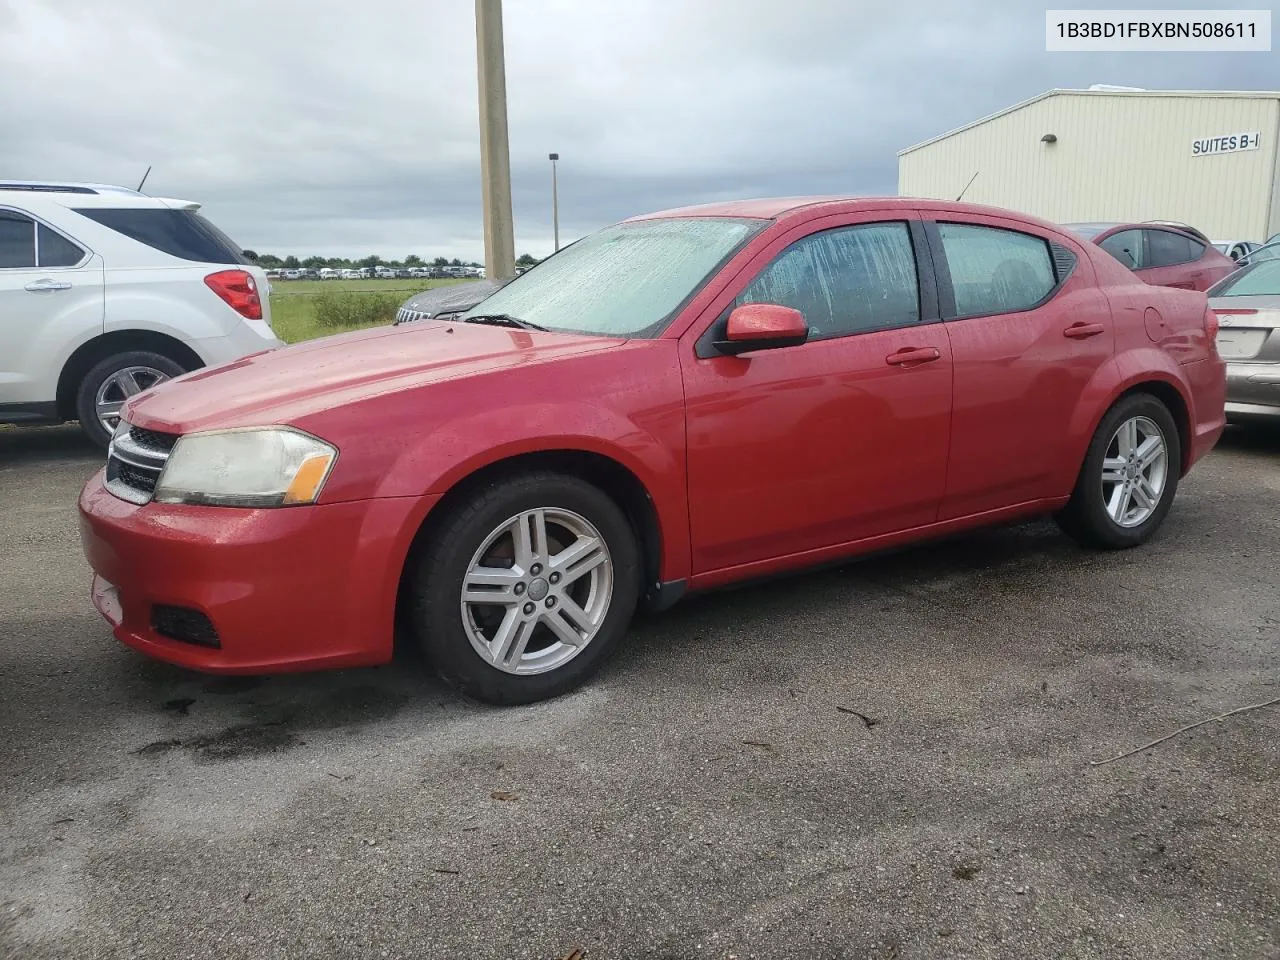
204,269 -> 263,320
1204,307 -> 1220,342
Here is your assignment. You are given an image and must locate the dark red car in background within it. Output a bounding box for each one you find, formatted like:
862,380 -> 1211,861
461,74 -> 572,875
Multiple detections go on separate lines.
1066,221 -> 1236,292
79,198 -> 1226,705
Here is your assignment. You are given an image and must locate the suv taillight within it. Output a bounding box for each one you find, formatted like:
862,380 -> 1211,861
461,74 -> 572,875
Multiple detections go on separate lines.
204,269 -> 262,320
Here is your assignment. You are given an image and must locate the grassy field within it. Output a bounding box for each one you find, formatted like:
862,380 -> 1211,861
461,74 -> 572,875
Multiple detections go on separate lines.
267,278 -> 477,343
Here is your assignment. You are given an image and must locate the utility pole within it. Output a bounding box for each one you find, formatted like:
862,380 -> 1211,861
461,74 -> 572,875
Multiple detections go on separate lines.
475,0 -> 515,280
549,153 -> 560,252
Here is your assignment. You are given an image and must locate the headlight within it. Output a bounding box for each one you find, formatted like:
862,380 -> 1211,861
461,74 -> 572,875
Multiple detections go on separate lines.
153,427 -> 337,508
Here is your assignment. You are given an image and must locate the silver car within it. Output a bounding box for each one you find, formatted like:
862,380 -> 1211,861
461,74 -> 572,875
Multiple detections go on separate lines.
394,278 -> 509,326
1208,258 -> 1280,421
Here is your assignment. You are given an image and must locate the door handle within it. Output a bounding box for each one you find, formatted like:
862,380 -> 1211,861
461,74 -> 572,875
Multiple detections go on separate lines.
885,346 -> 941,366
1063,322 -> 1104,339
24,278 -> 72,292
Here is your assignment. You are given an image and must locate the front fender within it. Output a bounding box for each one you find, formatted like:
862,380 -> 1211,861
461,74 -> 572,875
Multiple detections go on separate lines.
384,403 -> 689,583
309,342 -> 693,584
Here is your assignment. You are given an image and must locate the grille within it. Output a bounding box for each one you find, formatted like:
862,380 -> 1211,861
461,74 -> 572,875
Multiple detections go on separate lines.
395,307 -> 428,325
105,425 -> 180,505
128,426 -> 179,453
151,605 -> 220,648
116,461 -> 159,494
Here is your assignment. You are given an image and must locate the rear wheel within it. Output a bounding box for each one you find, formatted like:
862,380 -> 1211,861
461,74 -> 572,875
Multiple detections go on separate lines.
76,351 -> 187,448
1056,393 -> 1181,549
406,472 -> 642,705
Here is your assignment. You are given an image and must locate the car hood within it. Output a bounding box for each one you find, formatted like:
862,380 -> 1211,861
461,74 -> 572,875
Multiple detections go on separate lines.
122,322 -> 623,436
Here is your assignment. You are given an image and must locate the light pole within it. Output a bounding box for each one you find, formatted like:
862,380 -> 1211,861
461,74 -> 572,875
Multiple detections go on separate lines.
475,0 -> 515,280
549,153 -> 560,252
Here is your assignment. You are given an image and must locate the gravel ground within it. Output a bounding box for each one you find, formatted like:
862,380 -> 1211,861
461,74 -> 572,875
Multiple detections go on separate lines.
1,423 -> 1277,960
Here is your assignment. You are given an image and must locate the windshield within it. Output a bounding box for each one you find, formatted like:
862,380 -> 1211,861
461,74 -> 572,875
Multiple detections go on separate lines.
459,217 -> 766,338
1208,259 -> 1280,298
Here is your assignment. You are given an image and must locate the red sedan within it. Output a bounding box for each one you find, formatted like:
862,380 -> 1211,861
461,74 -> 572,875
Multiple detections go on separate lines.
79,198 -> 1226,704
1065,221 -> 1237,292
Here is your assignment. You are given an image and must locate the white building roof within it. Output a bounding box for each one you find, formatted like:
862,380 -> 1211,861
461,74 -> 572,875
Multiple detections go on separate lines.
899,88 -> 1280,156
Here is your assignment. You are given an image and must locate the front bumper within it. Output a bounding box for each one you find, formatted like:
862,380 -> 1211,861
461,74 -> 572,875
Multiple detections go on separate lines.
1226,362 -> 1280,419
78,470 -> 436,674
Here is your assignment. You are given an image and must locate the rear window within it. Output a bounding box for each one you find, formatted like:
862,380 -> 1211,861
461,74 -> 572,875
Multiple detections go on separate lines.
73,208 -> 249,264
1208,260 -> 1280,298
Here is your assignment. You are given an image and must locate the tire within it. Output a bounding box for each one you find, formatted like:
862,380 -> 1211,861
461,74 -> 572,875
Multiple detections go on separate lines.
75,351 -> 187,449
407,471 -> 642,705
1056,393 -> 1182,549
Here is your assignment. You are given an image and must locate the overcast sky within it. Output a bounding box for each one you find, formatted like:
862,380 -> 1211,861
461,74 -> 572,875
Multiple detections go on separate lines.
1,0 -> 1276,260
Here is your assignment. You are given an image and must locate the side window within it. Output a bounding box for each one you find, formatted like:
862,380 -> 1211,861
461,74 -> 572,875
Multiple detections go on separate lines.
736,221 -> 920,339
38,224 -> 85,267
1146,229 -> 1202,267
937,223 -> 1056,316
1099,229 -> 1145,269
0,210 -> 37,269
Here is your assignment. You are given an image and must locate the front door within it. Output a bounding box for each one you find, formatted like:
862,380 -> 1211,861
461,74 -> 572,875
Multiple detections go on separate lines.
680,214 -> 953,576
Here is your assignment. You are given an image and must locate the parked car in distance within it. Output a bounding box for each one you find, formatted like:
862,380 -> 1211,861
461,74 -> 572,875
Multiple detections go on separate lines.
1237,239 -> 1280,266
1065,221 -> 1236,292
0,181 -> 283,447
1211,240 -> 1259,263
79,197 -> 1225,705
1207,258 -> 1280,422
1141,220 -> 1212,245
394,277 -> 509,325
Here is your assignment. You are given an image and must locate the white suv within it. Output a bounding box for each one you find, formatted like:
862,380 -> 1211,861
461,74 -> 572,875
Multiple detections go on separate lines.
0,181 -> 283,447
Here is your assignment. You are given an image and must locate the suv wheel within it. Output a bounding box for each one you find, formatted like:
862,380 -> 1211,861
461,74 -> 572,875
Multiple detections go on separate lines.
76,351 -> 187,448
407,472 -> 641,705
1056,393 -> 1182,549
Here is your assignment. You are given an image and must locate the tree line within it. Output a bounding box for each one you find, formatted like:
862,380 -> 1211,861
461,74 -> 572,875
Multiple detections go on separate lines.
241,251 -> 541,270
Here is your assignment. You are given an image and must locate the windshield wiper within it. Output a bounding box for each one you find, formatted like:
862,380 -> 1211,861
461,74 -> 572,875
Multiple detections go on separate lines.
461,313 -> 549,332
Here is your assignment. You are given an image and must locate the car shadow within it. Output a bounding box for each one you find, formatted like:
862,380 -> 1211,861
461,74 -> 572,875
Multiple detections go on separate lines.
116,652 -> 487,764
1216,422 -> 1280,455
0,423 -> 100,469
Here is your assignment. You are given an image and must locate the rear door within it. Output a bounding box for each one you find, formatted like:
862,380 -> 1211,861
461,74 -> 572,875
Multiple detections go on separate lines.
926,215 -> 1114,519
680,212 -> 953,574
0,207 -> 104,407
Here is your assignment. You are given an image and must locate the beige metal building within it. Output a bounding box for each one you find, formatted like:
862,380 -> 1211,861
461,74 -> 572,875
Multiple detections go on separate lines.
898,88 -> 1280,243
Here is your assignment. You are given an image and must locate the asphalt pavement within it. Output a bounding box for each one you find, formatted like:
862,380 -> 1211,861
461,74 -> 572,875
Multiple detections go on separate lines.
1,423 -> 1277,960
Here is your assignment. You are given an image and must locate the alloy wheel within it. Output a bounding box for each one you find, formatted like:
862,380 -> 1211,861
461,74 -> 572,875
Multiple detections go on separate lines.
95,366 -> 171,434
460,507 -> 614,675
1101,415 -> 1168,528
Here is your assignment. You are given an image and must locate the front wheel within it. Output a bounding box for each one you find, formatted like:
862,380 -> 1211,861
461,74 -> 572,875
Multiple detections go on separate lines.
406,472 -> 642,705
1056,393 -> 1182,549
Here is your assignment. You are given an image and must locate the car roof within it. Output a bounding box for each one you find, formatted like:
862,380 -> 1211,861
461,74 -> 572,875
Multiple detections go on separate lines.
0,181 -> 202,210
626,196 -> 1064,227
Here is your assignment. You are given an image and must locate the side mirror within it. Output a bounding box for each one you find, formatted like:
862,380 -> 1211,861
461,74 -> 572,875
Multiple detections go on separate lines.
714,303 -> 809,356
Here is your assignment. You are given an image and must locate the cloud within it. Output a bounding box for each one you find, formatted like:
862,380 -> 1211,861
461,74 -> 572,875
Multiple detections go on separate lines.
1,0 -> 1272,259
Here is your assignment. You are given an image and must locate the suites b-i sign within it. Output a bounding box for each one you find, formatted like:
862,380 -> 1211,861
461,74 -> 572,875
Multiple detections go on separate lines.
1192,131 -> 1261,156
